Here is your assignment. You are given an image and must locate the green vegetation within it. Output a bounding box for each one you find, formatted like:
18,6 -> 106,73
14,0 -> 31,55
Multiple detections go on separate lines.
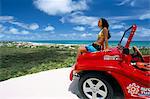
0,46 -> 77,81
139,48 -> 150,55
130,48 -> 150,55
0,42 -> 149,81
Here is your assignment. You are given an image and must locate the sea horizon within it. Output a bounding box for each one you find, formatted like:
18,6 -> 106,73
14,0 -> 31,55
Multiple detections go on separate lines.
1,40 -> 150,47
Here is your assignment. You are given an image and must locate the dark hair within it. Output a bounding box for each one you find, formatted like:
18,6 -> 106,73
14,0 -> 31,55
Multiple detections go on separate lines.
100,18 -> 111,39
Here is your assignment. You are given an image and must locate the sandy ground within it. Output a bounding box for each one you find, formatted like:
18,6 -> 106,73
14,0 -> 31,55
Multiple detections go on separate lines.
0,68 -> 79,99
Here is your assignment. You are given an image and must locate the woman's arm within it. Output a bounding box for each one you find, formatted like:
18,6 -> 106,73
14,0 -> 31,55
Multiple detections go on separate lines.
103,27 -> 109,49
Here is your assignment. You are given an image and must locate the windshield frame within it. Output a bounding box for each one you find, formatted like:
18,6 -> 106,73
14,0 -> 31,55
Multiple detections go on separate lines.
118,25 -> 137,48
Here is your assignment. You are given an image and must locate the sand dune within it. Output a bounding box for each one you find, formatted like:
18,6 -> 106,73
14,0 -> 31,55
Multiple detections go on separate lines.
0,68 -> 78,99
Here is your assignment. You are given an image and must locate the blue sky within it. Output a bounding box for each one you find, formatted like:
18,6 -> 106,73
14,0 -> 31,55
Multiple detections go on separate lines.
0,0 -> 150,41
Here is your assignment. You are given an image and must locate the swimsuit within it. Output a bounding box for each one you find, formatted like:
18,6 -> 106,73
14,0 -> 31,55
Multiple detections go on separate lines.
85,29 -> 104,52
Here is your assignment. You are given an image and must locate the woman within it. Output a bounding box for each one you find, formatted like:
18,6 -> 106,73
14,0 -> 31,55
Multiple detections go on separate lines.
77,18 -> 111,58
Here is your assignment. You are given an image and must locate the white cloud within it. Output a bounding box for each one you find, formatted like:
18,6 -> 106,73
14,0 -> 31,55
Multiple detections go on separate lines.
60,12 -> 98,27
117,0 -> 130,6
0,24 -> 29,35
117,0 -> 136,7
69,14 -> 149,27
0,16 -> 14,22
90,27 -> 99,31
130,0 -> 136,7
61,13 -> 135,32
139,12 -> 150,20
21,30 -> 30,34
108,13 -> 150,23
111,27 -> 150,41
61,12 -> 147,29
57,32 -> 95,40
61,13 -> 133,31
59,33 -> 77,37
0,16 -> 39,30
34,0 -> 89,15
111,24 -> 124,29
81,33 -> 92,37
69,15 -> 98,27
0,24 -> 6,32
44,25 -> 55,31
107,16 -> 134,22
7,28 -> 30,35
116,31 -> 124,36
10,21 -> 39,30
29,23 -> 39,30
9,28 -> 19,34
9,21 -> 25,28
59,34 -> 68,37
73,26 -> 85,31
136,27 -> 150,37
116,0 -> 150,9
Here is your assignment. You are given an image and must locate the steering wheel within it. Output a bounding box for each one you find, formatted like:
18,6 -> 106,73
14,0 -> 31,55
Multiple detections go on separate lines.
132,46 -> 144,62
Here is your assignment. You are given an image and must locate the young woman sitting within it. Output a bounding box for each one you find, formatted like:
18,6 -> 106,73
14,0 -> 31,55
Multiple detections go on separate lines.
76,18 -> 111,58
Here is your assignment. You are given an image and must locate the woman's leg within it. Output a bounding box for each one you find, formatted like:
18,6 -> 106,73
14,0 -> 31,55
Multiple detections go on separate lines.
76,46 -> 88,60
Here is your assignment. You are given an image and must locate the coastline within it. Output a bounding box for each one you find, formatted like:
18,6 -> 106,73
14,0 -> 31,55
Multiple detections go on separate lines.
0,41 -> 82,48
0,41 -> 150,48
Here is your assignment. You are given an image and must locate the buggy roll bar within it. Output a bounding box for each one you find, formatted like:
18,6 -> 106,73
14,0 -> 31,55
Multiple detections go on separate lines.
118,24 -> 137,48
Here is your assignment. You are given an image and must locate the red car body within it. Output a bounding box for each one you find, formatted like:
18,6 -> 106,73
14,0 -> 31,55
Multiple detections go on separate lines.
70,25 -> 150,99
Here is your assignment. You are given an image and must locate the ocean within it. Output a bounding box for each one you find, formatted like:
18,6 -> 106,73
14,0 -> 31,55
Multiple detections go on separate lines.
28,40 -> 150,48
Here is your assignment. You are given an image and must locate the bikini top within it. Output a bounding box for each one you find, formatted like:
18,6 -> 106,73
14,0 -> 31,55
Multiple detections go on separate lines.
97,29 -> 105,40
97,28 -> 109,49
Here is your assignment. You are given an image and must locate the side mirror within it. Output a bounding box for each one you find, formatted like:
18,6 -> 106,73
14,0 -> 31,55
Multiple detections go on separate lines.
123,48 -> 129,55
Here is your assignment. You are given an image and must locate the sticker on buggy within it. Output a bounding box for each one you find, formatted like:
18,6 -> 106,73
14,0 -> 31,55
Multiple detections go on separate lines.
127,83 -> 150,97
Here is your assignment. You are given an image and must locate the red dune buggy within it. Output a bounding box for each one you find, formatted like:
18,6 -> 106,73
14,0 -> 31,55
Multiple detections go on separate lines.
69,25 -> 150,99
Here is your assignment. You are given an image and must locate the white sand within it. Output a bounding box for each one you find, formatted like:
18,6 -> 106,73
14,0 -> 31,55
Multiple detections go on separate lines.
0,68 -> 79,99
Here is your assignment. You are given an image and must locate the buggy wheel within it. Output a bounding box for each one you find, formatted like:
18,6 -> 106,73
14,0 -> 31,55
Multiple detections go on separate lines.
78,73 -> 113,99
